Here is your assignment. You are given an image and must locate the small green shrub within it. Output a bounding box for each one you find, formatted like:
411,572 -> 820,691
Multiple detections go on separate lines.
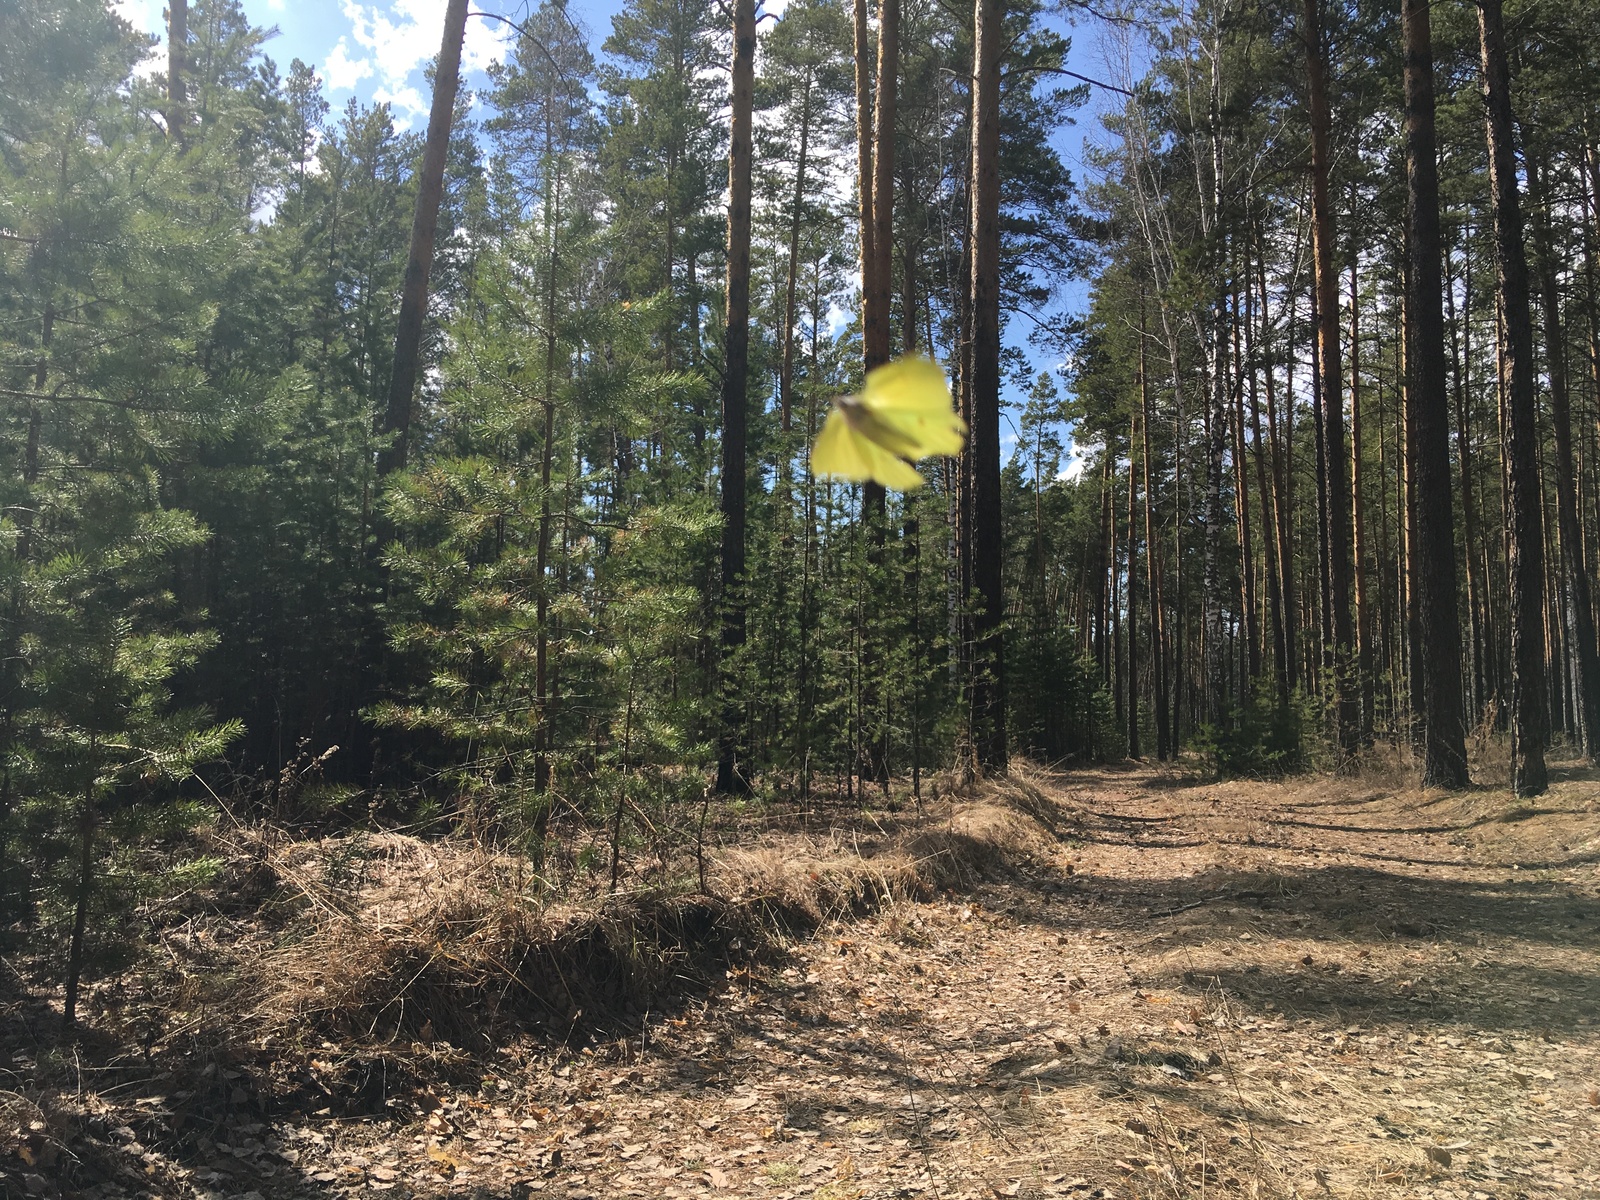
1199,689 -> 1312,779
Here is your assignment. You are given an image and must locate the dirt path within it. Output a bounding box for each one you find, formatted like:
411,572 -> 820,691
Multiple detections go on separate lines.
53,764 -> 1600,1200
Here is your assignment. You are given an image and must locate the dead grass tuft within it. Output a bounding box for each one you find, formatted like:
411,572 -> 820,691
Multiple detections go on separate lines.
712,840 -> 929,923
904,802 -> 1048,887
245,833 -> 741,1054
242,771 -> 1074,1058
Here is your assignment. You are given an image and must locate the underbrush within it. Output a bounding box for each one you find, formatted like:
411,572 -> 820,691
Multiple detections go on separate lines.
2,766 -> 1076,1147
240,773 -> 1061,1057
1198,689 -> 1316,779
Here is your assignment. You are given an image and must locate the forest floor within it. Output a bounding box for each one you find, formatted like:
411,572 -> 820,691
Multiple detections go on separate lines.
7,756 -> 1600,1200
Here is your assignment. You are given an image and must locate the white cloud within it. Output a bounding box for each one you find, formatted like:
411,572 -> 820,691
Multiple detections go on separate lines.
324,39 -> 374,91
340,0 -> 510,90
331,1 -> 509,125
110,0 -> 165,77
825,300 -> 850,338
110,0 -> 161,31
266,0 -> 286,10
374,84 -> 426,124
341,0 -> 436,85
1056,435 -> 1092,482
461,7 -> 513,75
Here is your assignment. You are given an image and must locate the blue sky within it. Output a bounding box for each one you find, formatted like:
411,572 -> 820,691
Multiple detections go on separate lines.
113,0 -> 526,128
111,0 -> 1126,475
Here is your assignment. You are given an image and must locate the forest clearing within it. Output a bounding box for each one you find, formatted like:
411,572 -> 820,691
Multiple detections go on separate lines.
4,756 -> 1598,1199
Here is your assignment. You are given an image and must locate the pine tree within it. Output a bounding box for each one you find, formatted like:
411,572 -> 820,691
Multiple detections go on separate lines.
964,0 -> 1007,775
715,0 -> 757,793
1402,0 -> 1471,788
1477,0 -> 1549,797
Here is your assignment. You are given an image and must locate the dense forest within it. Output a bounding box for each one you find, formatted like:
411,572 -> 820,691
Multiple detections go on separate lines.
4,0 -> 1600,1020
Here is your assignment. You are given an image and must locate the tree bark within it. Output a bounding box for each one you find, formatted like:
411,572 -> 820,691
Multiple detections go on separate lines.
1401,289 -> 1427,752
844,0 -> 899,784
534,103 -> 563,803
1312,283 -> 1332,699
1230,283 -> 1260,685
902,172 -> 918,354
1529,152 -> 1600,761
1141,304 -> 1171,759
1106,456 -> 1120,715
778,71 -> 813,435
1258,241 -> 1297,698
1445,240 -> 1487,724
166,0 -> 187,144
1477,0 -> 1549,796
853,0 -> 875,303
1248,255 -> 1288,710
965,0 -> 1006,772
715,0 -> 757,794
1169,336 -> 1186,750
1097,458 -> 1112,687
1402,0 -> 1471,787
867,0 -> 898,373
1201,55 -> 1231,730
1304,0 -> 1360,763
1349,254 -> 1374,743
378,0 -> 469,477
1127,408 -> 1142,758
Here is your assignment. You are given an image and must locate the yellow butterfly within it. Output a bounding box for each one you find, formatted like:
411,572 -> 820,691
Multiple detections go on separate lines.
810,355 -> 967,490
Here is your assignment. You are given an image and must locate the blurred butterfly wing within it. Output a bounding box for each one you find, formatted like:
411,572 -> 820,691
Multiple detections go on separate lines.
812,408 -> 872,480
860,355 -> 950,412
860,438 -> 925,490
812,407 -> 925,490
861,355 -> 967,459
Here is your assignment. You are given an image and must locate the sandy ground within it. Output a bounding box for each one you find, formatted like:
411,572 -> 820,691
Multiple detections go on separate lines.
12,759 -> 1600,1200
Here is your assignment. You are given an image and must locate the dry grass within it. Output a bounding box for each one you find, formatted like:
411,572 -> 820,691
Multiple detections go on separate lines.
241,773 -> 1077,1058
11,759 -> 1599,1200
251,837 -> 731,1050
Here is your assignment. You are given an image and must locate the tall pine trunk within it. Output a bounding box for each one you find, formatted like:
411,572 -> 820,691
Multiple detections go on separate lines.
166,0 -> 187,144
1304,0 -> 1360,763
845,0 -> 899,787
1247,262 -> 1289,710
534,105 -> 563,803
853,0 -> 874,293
379,0 -> 469,477
1529,153 -> 1600,761
1139,290 -> 1172,759
1259,241 -> 1297,699
1477,0 -> 1549,796
715,0 -> 756,794
867,0 -> 898,374
778,72 -> 813,435
965,0 -> 1006,773
1349,256 -> 1374,743
1230,285 -> 1260,685
1201,50 -> 1231,730
1445,241 -> 1488,724
1402,0 -> 1471,787
1127,408 -> 1142,758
